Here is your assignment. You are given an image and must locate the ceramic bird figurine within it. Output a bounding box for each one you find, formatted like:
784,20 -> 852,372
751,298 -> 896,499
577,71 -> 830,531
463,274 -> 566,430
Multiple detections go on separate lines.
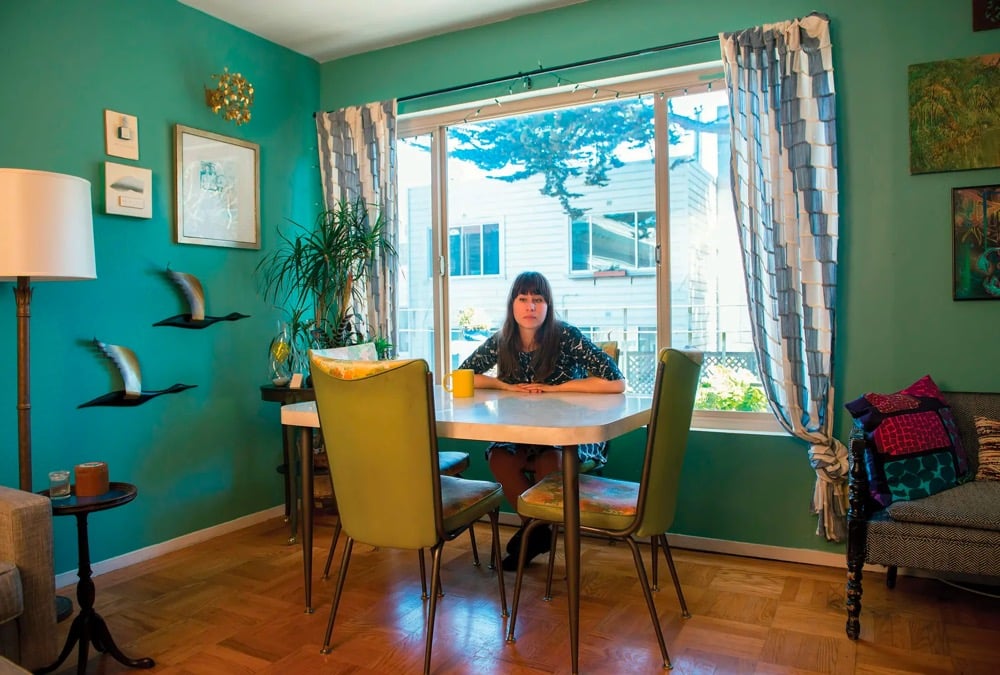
154,267 -> 249,328
78,338 -> 196,408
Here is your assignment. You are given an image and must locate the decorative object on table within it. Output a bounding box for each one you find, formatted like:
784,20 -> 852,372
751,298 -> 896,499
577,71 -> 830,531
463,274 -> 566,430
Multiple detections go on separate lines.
0,168 -> 97,491
255,197 -> 394,355
204,67 -> 254,126
174,124 -> 259,249
844,374 -> 970,507
104,161 -> 152,218
952,183 -> 1000,300
908,53 -> 1000,174
48,470 -> 71,499
154,266 -> 250,327
268,321 -> 294,385
74,461 -> 109,497
103,109 -> 138,160
973,0 -> 1000,31
78,339 -> 196,408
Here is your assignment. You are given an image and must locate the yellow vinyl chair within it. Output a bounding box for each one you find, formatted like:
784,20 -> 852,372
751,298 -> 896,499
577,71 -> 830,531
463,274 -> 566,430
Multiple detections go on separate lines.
507,348 -> 702,670
309,356 -> 507,675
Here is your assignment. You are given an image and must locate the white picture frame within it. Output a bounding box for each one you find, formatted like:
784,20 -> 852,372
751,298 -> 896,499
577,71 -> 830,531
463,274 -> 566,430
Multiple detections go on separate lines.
104,162 -> 152,219
174,124 -> 260,249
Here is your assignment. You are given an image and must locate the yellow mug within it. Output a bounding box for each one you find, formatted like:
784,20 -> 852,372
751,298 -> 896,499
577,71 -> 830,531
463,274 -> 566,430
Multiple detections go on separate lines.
444,369 -> 475,397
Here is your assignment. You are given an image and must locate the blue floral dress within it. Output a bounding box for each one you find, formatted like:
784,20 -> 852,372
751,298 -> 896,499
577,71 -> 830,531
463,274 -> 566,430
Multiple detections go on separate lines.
458,322 -> 625,469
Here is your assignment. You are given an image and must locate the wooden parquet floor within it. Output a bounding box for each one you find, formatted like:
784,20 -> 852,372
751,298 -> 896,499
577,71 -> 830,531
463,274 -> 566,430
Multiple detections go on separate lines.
47,514 -> 999,674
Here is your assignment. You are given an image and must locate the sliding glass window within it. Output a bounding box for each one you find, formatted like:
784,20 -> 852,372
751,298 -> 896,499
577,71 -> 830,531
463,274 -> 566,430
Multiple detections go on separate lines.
396,65 -> 776,431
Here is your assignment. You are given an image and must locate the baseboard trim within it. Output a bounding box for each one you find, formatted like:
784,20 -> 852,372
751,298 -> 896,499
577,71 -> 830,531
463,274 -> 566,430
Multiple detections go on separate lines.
58,507 -> 874,589
55,505 -> 285,589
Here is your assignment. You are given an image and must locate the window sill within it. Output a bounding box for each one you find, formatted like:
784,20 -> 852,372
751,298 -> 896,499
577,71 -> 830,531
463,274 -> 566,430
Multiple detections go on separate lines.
690,409 -> 788,435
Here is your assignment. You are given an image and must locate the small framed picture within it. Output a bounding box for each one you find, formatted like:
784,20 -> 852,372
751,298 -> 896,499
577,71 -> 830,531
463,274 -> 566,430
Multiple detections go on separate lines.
105,162 -> 152,219
973,0 -> 1000,31
104,109 -> 139,160
952,183 -> 1000,300
174,125 -> 260,249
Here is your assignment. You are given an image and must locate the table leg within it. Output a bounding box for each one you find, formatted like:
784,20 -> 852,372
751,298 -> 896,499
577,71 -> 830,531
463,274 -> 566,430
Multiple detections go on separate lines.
563,445 -> 581,674
282,423 -> 298,544
37,513 -> 154,674
298,425 -> 314,613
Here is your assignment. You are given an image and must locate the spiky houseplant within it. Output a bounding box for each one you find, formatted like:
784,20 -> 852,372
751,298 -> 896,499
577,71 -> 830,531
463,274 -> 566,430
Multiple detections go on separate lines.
256,197 -> 394,366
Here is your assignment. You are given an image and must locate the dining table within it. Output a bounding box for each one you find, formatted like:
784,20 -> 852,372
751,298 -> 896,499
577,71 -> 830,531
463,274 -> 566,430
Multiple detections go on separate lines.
280,385 -> 651,674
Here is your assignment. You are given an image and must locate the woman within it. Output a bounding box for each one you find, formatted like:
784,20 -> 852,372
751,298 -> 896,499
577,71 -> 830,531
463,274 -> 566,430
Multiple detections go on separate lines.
458,271 -> 625,570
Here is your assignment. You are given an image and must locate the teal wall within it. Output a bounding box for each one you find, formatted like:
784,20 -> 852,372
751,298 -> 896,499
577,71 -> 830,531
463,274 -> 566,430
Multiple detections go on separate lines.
324,0 -> 1000,554
2,0 -> 996,575
0,0 -> 320,573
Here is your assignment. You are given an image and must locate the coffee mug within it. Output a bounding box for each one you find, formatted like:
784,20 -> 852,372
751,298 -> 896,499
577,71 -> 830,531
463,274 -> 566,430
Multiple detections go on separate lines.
444,369 -> 475,397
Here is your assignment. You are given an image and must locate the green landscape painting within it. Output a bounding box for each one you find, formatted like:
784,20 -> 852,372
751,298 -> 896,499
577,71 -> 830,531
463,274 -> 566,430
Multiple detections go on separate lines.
909,53 -> 1000,174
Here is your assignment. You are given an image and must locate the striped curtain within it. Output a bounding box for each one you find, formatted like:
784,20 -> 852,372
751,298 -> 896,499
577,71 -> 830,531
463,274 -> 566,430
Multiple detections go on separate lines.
720,14 -> 848,541
315,100 -> 398,348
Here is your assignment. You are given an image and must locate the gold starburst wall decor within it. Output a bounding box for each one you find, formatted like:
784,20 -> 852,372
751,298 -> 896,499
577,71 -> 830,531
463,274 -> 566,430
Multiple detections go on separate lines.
205,67 -> 254,126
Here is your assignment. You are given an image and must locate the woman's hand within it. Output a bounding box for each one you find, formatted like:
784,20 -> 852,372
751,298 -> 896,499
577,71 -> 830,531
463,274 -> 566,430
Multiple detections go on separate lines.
512,377 -> 625,394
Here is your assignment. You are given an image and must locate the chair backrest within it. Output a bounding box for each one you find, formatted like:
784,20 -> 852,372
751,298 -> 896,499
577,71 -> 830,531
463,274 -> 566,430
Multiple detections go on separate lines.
596,340 -> 621,365
309,356 -> 442,550
633,348 -> 702,538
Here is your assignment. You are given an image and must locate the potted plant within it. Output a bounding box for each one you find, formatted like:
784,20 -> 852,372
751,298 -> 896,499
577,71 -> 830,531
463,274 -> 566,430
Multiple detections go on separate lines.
256,197 -> 395,368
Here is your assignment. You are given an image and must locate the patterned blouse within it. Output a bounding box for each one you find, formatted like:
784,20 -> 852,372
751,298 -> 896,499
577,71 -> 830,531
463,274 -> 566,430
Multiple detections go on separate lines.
458,323 -> 624,468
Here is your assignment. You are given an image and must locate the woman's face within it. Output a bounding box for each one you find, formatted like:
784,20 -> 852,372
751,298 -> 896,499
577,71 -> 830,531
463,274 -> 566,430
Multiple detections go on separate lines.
511,292 -> 548,330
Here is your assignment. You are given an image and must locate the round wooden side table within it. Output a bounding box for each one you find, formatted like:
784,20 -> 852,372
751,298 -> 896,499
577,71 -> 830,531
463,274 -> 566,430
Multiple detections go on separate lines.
36,482 -> 154,674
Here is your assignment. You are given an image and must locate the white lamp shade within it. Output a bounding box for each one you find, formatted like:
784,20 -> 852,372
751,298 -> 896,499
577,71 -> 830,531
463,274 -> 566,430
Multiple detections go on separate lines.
0,168 -> 96,280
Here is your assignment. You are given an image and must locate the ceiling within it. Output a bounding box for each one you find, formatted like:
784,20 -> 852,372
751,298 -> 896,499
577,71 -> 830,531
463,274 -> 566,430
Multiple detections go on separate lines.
178,0 -> 586,63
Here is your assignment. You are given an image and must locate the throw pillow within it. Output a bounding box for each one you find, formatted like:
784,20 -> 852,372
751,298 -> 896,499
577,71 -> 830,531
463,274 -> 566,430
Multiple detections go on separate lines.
974,416 -> 1000,481
845,375 -> 969,507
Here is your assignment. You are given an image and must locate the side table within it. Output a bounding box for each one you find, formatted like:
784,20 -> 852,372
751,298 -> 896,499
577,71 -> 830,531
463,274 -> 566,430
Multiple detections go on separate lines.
36,482 -> 154,674
260,384 -> 315,543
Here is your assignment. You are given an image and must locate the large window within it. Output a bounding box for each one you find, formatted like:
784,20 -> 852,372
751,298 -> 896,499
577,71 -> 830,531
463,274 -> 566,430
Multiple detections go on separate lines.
396,65 -> 777,431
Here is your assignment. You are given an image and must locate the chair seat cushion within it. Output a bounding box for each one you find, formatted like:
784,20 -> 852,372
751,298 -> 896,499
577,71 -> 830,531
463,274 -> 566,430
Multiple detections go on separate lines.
518,473 -> 639,532
440,475 -> 503,534
438,451 -> 470,476
866,509 -> 1000,575
0,561 -> 24,624
886,479 -> 1000,532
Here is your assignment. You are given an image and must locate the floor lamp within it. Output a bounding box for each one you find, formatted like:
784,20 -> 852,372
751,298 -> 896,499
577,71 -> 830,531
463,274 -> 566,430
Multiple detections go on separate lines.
0,168 -> 96,492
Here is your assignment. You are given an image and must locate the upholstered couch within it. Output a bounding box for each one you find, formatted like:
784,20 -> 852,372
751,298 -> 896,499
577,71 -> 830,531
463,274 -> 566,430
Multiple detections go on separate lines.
845,391 -> 1000,639
0,485 -> 57,671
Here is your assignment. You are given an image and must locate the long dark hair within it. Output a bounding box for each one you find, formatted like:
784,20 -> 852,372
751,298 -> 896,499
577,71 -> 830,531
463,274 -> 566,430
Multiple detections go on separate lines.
497,271 -> 561,382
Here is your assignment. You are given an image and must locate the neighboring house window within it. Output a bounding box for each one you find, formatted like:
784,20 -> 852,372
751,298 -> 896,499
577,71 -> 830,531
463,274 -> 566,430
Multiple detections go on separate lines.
395,63 -> 780,433
571,210 -> 656,272
449,222 -> 500,276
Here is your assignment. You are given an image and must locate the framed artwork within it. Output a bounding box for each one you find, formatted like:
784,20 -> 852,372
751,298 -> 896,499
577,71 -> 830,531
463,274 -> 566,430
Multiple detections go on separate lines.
174,125 -> 259,249
104,162 -> 152,218
973,0 -> 1000,31
952,183 -> 1000,300
908,53 -> 1000,174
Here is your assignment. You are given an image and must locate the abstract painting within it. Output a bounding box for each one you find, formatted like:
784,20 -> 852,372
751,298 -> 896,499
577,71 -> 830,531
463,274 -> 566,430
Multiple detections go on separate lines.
953,183 -> 1000,300
909,53 -> 1000,174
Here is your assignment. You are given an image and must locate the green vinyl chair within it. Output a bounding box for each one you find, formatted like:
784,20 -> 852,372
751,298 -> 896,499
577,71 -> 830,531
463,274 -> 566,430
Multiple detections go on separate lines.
309,355 -> 507,675
507,348 -> 702,670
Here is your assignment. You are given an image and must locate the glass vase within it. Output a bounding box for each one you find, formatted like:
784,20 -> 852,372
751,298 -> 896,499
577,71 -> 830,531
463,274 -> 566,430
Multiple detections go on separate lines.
268,322 -> 293,386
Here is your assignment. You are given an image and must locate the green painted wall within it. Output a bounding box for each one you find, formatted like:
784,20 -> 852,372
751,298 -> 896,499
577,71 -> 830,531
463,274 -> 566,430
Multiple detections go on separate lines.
324,0 -> 1000,554
0,0 -> 320,573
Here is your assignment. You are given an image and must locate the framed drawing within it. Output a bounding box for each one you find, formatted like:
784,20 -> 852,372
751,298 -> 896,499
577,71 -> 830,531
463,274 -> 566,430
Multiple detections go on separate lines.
973,0 -> 1000,31
105,162 -> 152,218
952,183 -> 1000,300
909,53 -> 1000,174
174,125 -> 259,249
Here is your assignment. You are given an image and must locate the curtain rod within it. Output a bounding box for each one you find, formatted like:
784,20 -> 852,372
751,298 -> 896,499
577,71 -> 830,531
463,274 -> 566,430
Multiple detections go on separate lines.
396,34 -> 719,104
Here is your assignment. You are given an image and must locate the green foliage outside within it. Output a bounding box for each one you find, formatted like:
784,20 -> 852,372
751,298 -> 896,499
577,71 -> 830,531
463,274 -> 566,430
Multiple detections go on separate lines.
696,365 -> 768,412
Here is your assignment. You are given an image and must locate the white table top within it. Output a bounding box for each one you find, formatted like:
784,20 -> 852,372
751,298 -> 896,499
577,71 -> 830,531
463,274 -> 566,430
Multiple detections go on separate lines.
280,386 -> 652,445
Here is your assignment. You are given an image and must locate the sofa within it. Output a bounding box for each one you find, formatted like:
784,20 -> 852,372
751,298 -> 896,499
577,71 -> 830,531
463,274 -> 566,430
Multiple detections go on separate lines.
845,390 -> 1000,639
0,485 -> 57,672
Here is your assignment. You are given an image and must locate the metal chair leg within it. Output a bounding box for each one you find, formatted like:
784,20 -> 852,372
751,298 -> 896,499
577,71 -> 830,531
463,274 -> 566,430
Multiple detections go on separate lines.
544,525 -> 560,601
423,544 -> 445,675
624,536 -> 672,669
320,537 -> 354,654
321,518 -> 342,580
506,519 -> 543,642
487,510 -> 508,616
659,534 -> 689,618
468,524 -> 481,566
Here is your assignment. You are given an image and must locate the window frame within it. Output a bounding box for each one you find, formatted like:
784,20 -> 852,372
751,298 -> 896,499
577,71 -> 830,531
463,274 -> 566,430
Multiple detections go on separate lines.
397,63 -> 785,435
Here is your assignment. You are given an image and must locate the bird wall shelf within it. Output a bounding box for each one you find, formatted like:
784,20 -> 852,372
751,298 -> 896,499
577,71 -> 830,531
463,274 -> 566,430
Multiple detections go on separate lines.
154,268 -> 249,328
78,339 -> 196,408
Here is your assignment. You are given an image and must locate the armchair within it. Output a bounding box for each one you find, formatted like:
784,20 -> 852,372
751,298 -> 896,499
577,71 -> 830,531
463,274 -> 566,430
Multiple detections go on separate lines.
0,485 -> 57,672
